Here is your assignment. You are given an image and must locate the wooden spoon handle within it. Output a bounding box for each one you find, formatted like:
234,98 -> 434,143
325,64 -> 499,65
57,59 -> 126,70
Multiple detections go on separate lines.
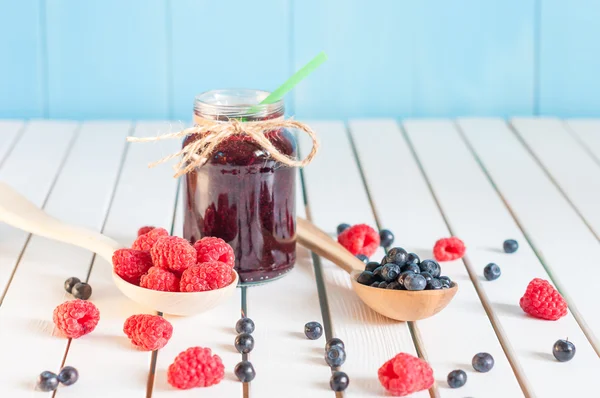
296,217 -> 366,274
0,182 -> 122,263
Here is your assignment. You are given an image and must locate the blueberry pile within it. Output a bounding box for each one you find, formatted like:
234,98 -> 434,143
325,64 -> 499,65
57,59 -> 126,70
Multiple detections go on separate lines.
64,277 -> 92,300
234,317 -> 256,383
356,247 -> 453,291
36,366 -> 78,392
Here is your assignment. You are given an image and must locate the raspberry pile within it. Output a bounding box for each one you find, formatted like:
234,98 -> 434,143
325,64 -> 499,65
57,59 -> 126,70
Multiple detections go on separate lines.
167,347 -> 225,389
123,314 -> 173,351
378,352 -> 434,396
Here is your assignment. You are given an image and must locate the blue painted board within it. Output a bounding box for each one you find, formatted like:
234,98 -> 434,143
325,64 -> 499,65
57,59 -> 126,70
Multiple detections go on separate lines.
45,0 -> 169,119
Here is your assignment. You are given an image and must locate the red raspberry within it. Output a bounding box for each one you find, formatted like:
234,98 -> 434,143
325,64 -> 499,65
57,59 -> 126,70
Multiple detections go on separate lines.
112,248 -> 153,285
180,262 -> 233,292
337,224 -> 380,257
193,237 -> 235,268
433,237 -> 466,261
378,353 -> 434,396
150,236 -> 196,273
137,226 -> 155,236
167,347 -> 225,389
132,227 -> 169,251
123,314 -> 173,351
53,300 -> 100,339
519,278 -> 567,320
140,267 -> 180,292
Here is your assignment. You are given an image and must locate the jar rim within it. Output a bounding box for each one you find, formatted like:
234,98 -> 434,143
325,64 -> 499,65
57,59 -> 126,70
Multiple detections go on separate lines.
194,89 -> 284,119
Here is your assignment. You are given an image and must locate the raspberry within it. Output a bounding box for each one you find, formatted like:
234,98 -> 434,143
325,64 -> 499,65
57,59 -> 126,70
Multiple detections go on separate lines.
112,248 -> 153,285
378,353 -> 434,396
167,347 -> 225,389
53,300 -> 100,339
433,237 -> 466,261
180,262 -> 232,292
140,267 -> 180,292
150,236 -> 196,273
519,278 -> 567,320
137,226 -> 155,236
123,314 -> 173,351
338,224 -> 380,257
132,227 -> 169,251
193,237 -> 235,268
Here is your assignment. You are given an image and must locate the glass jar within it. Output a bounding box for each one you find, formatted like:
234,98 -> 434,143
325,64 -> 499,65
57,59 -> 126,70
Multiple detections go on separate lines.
183,89 -> 297,285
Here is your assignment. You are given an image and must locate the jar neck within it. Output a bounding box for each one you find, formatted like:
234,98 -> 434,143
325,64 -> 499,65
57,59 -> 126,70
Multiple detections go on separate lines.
194,89 -> 284,122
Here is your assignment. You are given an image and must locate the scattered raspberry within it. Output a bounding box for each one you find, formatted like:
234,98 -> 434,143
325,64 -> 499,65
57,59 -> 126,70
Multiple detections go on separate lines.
338,224 -> 380,257
167,347 -> 225,389
137,226 -> 155,236
378,353 -> 434,396
433,237 -> 466,261
112,248 -> 153,285
180,262 -> 233,292
193,237 -> 235,268
519,278 -> 567,320
53,300 -> 100,339
132,227 -> 169,251
123,314 -> 173,351
140,267 -> 180,292
150,236 -> 196,273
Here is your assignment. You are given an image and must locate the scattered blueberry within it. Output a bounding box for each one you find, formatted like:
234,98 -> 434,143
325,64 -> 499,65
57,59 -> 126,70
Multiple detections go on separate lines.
57,366 -> 79,386
304,322 -> 323,340
234,333 -> 255,354
379,229 -> 395,248
386,281 -> 402,290
373,266 -> 384,280
483,263 -> 501,281
72,282 -> 92,300
427,278 -> 443,290
420,272 -> 433,284
64,277 -> 81,294
378,281 -> 388,289
406,252 -> 420,265
404,273 -> 427,291
386,247 -> 408,266
356,254 -> 369,264
472,352 -> 494,372
337,223 -> 351,236
234,361 -> 256,382
325,338 -> 345,351
36,371 -> 59,392
401,263 -> 420,274
357,271 -> 376,285
553,339 -> 576,362
365,262 -> 380,272
330,371 -> 350,392
381,264 -> 401,282
503,239 -> 519,253
419,259 -> 441,277
325,345 -> 346,367
447,369 -> 467,388
397,271 -> 414,286
236,318 -> 255,334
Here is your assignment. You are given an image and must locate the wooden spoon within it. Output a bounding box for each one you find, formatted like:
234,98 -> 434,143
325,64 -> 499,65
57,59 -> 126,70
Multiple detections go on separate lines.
296,217 -> 458,321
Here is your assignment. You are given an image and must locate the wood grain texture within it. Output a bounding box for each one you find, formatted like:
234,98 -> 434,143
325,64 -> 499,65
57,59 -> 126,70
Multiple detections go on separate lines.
0,121 -> 23,165
566,119 -> 600,164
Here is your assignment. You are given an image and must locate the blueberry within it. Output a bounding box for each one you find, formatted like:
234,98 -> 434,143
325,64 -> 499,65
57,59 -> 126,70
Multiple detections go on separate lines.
378,281 -> 388,289
426,278 -> 443,290
372,266 -> 384,280
337,223 -> 351,236
370,281 -> 380,287
419,259 -> 441,277
235,333 -> 255,354
439,276 -> 452,286
553,339 -> 576,362
386,247 -> 408,266
483,263 -> 501,281
325,337 -> 345,351
357,271 -> 376,285
406,252 -> 420,265
420,272 -> 433,284
397,271 -> 414,286
401,263 -> 420,274
503,239 -> 519,253
234,360 -> 256,382
447,369 -> 467,388
404,273 -> 427,291
64,277 -> 81,294
36,371 -> 59,392
355,254 -> 369,264
72,282 -> 92,300
472,352 -> 494,372
379,229 -> 395,248
386,281 -> 402,290
325,345 -> 346,367
304,322 -> 323,340
365,261 -> 380,272
236,318 -> 255,334
330,371 -> 349,392
380,256 -> 388,265
57,366 -> 78,386
381,264 -> 401,282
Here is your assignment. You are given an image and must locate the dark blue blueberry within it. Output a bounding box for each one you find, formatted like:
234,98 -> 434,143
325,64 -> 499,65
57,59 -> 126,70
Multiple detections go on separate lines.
64,277 -> 81,294
325,337 -> 345,351
427,278 -> 443,290
503,239 -> 519,253
419,259 -> 441,277
36,371 -> 59,392
406,252 -> 420,265
72,282 -> 92,300
420,272 -> 433,284
483,263 -> 501,281
404,273 -> 427,291
325,345 -> 346,367
439,276 -> 452,286
386,247 -> 408,266
234,333 -> 255,354
357,271 -> 376,285
356,254 -> 369,264
337,223 -> 351,236
386,281 -> 402,290
380,256 -> 388,265
447,369 -> 467,388
370,281 -> 380,287
330,371 -> 349,392
236,318 -> 255,334
304,322 -> 323,340
401,263 -> 420,274
397,271 -> 414,286
472,352 -> 494,372
57,366 -> 79,386
234,361 -> 256,382
379,229 -> 395,248
373,266 -> 384,281
365,261 -> 380,272
553,339 -> 576,362
381,264 -> 401,282
378,281 -> 388,289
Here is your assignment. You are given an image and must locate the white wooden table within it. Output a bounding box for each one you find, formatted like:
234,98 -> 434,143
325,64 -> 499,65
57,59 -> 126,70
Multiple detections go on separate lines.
1,118 -> 600,398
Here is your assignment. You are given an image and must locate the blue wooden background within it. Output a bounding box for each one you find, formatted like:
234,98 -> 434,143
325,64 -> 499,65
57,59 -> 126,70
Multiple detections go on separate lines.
0,0 -> 598,121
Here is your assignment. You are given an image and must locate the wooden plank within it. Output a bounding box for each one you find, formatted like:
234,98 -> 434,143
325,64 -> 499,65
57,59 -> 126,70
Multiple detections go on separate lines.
566,119 -> 600,166
457,118 -> 600,353
0,122 -> 130,397
406,118 -> 600,398
353,120 -> 524,397
298,121 -> 426,398
0,121 -> 24,165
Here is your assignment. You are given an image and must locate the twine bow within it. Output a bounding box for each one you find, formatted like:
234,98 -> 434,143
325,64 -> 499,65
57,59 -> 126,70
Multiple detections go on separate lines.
127,118 -> 319,178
